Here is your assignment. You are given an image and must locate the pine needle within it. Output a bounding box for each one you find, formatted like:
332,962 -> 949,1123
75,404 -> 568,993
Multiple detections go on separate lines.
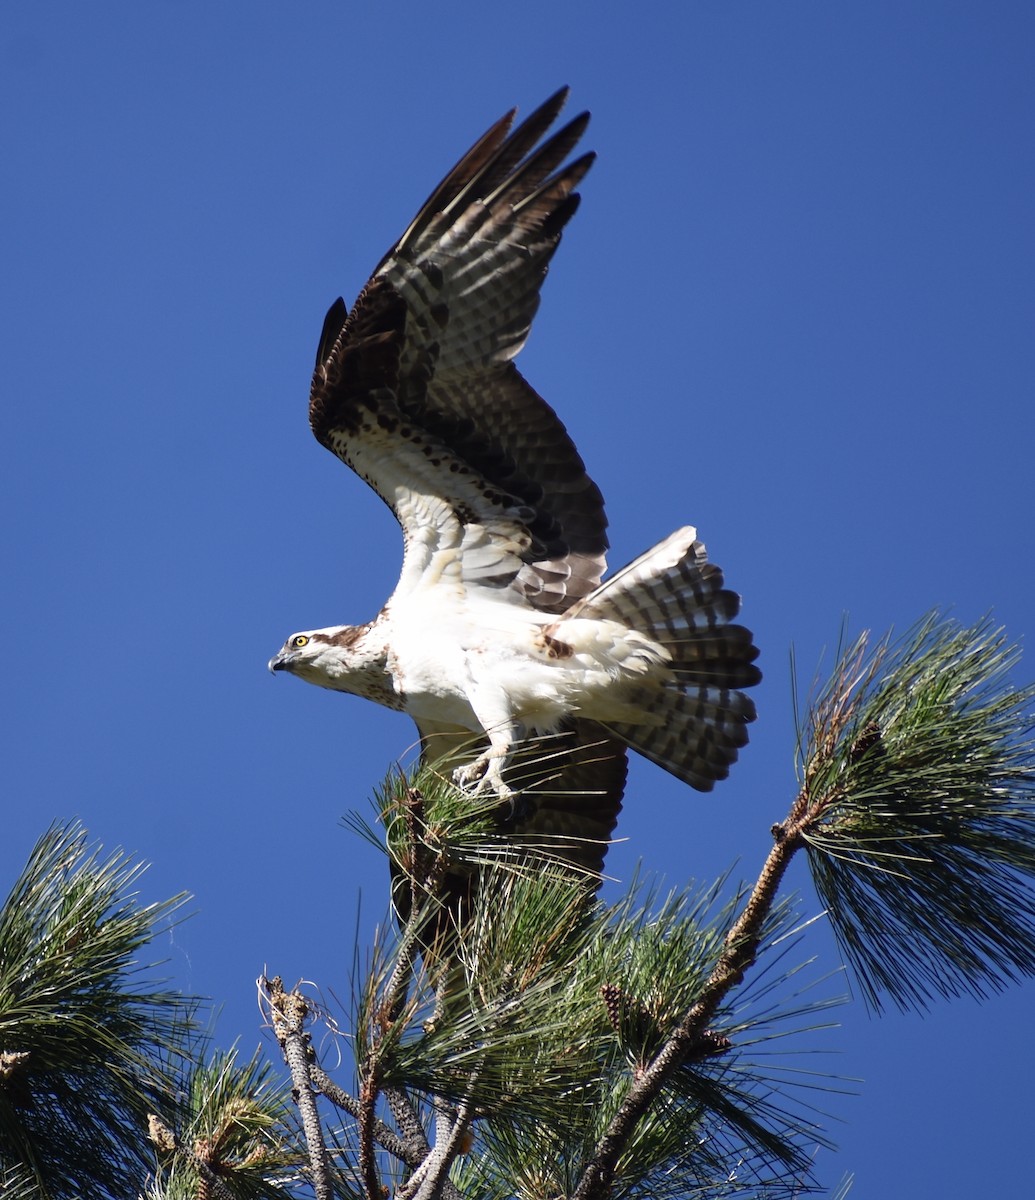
797,612 -> 1035,1012
0,820 -> 199,1198
145,1043 -> 307,1200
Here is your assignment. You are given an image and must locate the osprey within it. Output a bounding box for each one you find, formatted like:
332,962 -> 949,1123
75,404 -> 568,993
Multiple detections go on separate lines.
270,89 -> 760,875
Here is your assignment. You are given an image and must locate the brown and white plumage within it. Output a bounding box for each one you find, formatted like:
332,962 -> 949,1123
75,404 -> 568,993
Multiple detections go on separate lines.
269,89 -> 761,878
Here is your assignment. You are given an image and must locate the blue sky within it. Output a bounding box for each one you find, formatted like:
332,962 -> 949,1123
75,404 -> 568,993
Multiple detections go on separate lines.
3,3 -> 1033,1194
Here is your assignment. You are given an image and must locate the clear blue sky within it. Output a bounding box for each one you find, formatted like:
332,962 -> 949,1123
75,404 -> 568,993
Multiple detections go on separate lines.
3,3 -> 1033,1194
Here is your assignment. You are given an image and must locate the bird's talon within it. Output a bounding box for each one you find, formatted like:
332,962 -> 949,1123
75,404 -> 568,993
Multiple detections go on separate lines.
452,760 -> 487,792
452,754 -> 514,801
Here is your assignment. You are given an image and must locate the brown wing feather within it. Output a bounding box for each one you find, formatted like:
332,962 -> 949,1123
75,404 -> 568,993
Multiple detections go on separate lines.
414,717 -> 627,881
500,720 -> 628,877
309,88 -> 607,613
391,86 -> 578,261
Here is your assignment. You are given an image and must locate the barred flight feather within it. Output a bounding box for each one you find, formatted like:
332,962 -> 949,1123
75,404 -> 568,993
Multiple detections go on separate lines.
273,90 -> 762,899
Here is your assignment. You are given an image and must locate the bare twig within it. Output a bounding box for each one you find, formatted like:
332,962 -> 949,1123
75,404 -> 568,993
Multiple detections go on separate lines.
357,1057 -> 382,1200
311,1066 -> 421,1166
310,1066 -> 469,1200
385,1086 -> 433,1161
262,976 -> 333,1200
408,1099 -> 474,1200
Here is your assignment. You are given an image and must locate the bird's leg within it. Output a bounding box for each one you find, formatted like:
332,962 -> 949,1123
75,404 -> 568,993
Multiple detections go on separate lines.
453,732 -> 516,800
452,697 -> 520,801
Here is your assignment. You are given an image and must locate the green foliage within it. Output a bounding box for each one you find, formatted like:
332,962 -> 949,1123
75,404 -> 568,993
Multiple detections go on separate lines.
798,612 -> 1035,1011
469,886 -> 838,1200
144,1043 -> 306,1200
351,774 -> 846,1200
0,820 -> 199,1198
356,862 -> 606,1120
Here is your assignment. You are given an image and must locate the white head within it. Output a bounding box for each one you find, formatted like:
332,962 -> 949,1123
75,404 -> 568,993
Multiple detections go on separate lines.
268,623 -> 397,706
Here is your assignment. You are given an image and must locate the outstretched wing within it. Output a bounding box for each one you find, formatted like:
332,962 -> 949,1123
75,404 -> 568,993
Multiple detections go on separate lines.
309,88 -> 607,614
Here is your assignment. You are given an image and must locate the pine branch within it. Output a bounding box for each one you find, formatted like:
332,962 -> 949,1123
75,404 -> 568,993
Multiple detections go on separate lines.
570,815 -> 812,1200
262,977 -> 333,1200
147,1114 -> 238,1200
0,821 -> 199,1199
569,611 -> 1035,1195
384,1087 -> 433,1163
349,820 -> 459,1200
797,612 -> 1035,1011
358,1057 -> 381,1200
358,757 -> 842,1198
147,1041 -> 303,1200
353,767 -> 608,1129
311,1068 -> 417,1168
408,1098 -> 473,1200
400,971 -> 485,1200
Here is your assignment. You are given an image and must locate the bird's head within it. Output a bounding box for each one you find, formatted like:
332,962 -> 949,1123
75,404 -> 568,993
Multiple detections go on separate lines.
268,626 -> 360,685
268,622 -> 394,702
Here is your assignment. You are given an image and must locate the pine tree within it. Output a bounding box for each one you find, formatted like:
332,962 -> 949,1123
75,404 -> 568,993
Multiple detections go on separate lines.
0,822 -> 196,1197
257,612 -> 1035,1200
3,611 -> 1034,1198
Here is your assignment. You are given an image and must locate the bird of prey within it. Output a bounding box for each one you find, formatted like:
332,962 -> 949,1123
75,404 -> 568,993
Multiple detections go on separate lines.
269,88 -> 760,875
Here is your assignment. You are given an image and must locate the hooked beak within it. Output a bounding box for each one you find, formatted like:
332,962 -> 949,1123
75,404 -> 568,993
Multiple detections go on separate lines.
268,651 -> 296,675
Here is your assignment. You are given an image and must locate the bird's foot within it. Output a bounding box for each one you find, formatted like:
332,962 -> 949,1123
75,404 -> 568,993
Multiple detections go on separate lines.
452,754 -> 515,803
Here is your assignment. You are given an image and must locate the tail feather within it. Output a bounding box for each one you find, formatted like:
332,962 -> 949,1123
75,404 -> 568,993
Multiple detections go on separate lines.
601,685 -> 754,791
578,527 -> 760,790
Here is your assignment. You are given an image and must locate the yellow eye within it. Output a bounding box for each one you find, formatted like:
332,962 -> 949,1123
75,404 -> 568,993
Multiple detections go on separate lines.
292,635 -> 310,648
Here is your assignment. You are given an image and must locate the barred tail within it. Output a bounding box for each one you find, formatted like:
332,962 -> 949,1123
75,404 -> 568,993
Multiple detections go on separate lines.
574,527 -> 761,791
